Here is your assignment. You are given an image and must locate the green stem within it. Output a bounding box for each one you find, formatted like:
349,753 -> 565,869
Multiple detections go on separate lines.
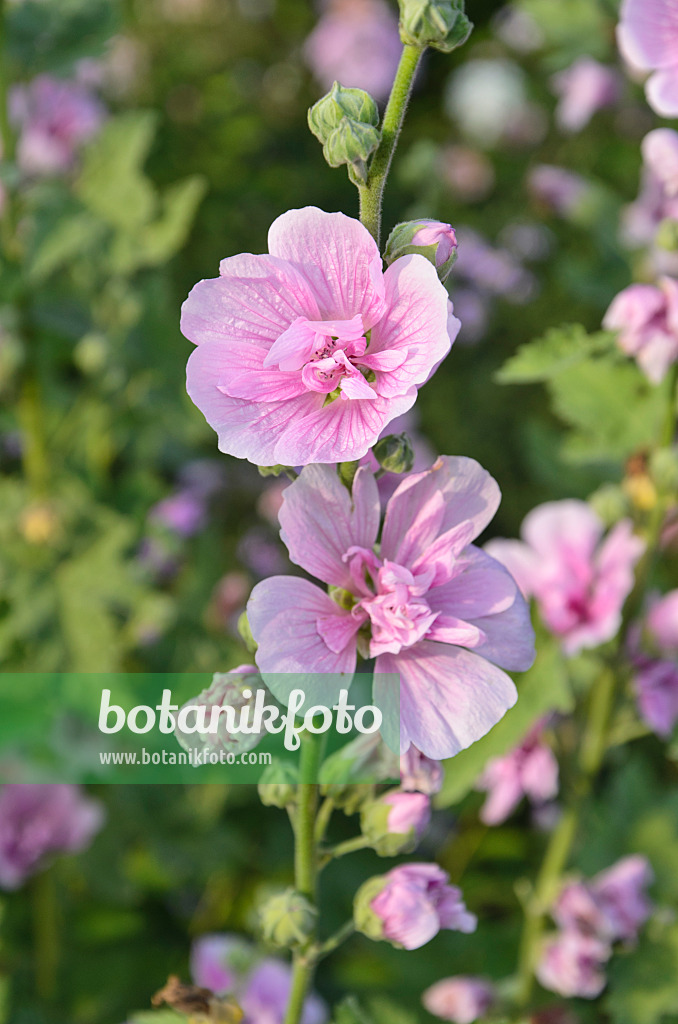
321,834 -> 372,862
32,870 -> 59,1002
358,43 -> 423,245
284,734 -> 322,1024
314,921 -> 356,962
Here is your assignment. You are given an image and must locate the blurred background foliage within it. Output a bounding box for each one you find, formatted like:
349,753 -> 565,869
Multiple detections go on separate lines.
2,0 -> 678,1023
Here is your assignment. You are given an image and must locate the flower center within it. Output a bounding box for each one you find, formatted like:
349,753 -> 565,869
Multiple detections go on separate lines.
263,315 -> 378,401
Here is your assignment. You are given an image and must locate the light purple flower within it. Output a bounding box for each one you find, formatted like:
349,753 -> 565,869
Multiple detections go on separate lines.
382,791 -> 431,839
486,500 -> 644,656
241,959 -> 326,1024
0,784 -> 104,890
248,458 -> 535,759
422,976 -> 495,1024
632,590 -> 678,737
551,58 -> 621,133
149,490 -> 207,537
647,589 -> 678,652
477,723 -> 559,825
371,863 -> 477,950
191,933 -> 252,994
537,930 -> 610,999
304,0 -> 401,103
617,0 -> 678,116
453,228 -> 535,304
9,74 -> 105,176
182,207 -> 456,466
603,277 -> 678,384
643,129 -> 678,198
554,856 -> 653,944
528,165 -> 592,220
400,747 -> 443,795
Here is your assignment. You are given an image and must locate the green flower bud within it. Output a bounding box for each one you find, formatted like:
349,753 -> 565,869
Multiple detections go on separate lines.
650,447 -> 678,495
398,0 -> 473,53
259,888 -> 317,948
237,611 -> 257,656
353,875 -> 388,942
360,800 -> 415,856
308,82 -> 381,183
372,433 -> 415,475
588,485 -> 629,527
258,761 -> 299,808
383,219 -> 458,281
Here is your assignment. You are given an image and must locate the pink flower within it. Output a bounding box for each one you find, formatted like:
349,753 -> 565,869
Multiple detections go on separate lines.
304,0 -> 401,103
617,0 -> 678,116
555,856 -> 653,944
643,129 -> 678,198
528,165 -> 591,219
149,490 -> 207,537
248,458 -> 535,759
382,791 -> 431,839
647,589 -> 678,652
603,278 -> 678,384
191,933 -> 251,994
477,723 -> 559,825
9,74 -> 105,176
537,930 -> 610,999
241,959 -> 327,1024
400,746 -> 443,795
632,590 -> 678,737
422,977 -> 495,1024
182,208 -> 456,466
371,864 -> 477,950
410,220 -> 458,269
551,58 -> 621,132
486,501 -> 644,656
0,784 -> 104,890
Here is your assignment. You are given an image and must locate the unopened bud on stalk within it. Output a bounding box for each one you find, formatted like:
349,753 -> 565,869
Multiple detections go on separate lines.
258,761 -> 298,808
308,82 -> 381,184
372,433 -> 415,474
384,220 -> 458,281
237,611 -> 257,655
650,447 -> 678,494
259,888 -> 317,948
398,0 -> 472,53
360,790 -> 431,855
588,485 -> 629,526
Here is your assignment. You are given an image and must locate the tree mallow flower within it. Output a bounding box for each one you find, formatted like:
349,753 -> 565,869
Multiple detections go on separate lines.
554,856 -> 653,945
632,590 -> 678,737
486,500 -> 644,656
550,57 -> 620,133
422,976 -> 495,1024
0,784 -> 104,890
355,863 -> 476,950
182,207 -> 456,466
361,790 -> 431,854
476,722 -> 559,825
537,930 -> 610,999
400,746 -> 443,795
248,458 -> 535,759
617,0 -> 678,117
603,278 -> 678,384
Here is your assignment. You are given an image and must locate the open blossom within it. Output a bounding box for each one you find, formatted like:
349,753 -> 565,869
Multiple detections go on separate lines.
537,930 -> 610,999
623,132 -> 678,255
304,0 -> 401,103
423,977 -> 495,1024
617,0 -> 678,117
632,590 -> 678,737
182,207 -> 456,466
400,746 -> 443,795
191,933 -> 326,1024
477,723 -> 559,825
10,74 -> 105,176
486,500 -> 644,656
555,856 -> 653,945
0,784 -> 104,890
551,58 -> 620,133
370,864 -> 476,950
248,458 -> 535,759
603,278 -> 678,384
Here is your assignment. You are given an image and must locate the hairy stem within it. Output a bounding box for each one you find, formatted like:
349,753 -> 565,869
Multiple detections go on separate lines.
358,43 -> 423,246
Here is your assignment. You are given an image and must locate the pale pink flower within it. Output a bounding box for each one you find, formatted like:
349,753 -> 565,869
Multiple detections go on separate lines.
10,74 -> 105,176
486,501 -> 644,656
248,458 -> 535,759
182,208 -> 456,466
0,784 -> 104,890
422,977 -> 495,1024
643,129 -> 678,198
632,590 -> 678,736
400,747 -> 443,795
382,791 -> 431,839
551,58 -> 621,133
603,277 -> 678,384
528,165 -> 592,219
647,589 -> 678,652
537,930 -> 610,999
371,863 -> 477,950
477,723 -> 559,825
191,933 -> 252,994
304,0 -> 401,103
617,0 -> 678,116
554,856 -> 653,944
149,490 -> 206,537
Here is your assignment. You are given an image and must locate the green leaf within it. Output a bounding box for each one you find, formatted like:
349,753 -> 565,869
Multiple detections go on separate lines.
606,924 -> 678,1024
367,996 -> 420,1024
436,638 -> 573,807
109,175 -> 207,273
28,211 -> 106,282
495,324 -> 614,384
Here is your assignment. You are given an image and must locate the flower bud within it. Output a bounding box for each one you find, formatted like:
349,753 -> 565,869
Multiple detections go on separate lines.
353,875 -> 389,942
237,610 -> 257,655
308,82 -> 381,183
258,761 -> 299,808
372,433 -> 415,474
383,220 -> 458,281
174,665 -> 264,757
650,447 -> 678,494
398,0 -> 472,54
588,485 -> 629,527
259,888 -> 317,948
360,790 -> 431,855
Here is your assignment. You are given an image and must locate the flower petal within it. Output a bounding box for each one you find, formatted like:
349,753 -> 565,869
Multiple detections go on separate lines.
521,499 -> 602,562
618,0 -> 678,71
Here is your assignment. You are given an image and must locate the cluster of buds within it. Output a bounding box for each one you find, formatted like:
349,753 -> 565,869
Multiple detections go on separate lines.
308,82 -> 381,185
398,0 -> 472,54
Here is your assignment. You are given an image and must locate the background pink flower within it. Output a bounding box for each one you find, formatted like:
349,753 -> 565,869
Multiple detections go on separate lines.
486,500 -> 644,655
603,278 -> 678,384
632,590 -> 678,736
182,207 -> 455,466
551,58 -> 621,133
537,930 -> 610,999
422,976 -> 495,1024
248,457 -> 535,759
370,863 -> 477,950
477,722 -> 559,825
618,0 -> 678,116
